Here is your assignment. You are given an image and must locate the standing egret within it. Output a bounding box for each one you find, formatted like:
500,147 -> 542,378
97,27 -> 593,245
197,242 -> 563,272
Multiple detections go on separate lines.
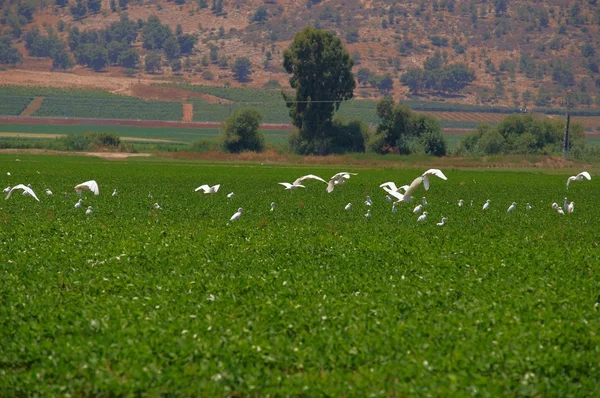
470,200 -> 473,207
551,202 -> 559,210
148,192 -> 153,199
230,207 -> 243,221
365,209 -> 371,218
5,184 -> 40,201
227,192 -> 234,199
153,203 -> 161,210
293,174 -> 327,185
327,172 -> 358,193
417,211 -> 428,223
344,203 -> 352,211
45,189 -> 53,196
557,208 -> 565,215
74,180 -> 99,196
526,203 -> 532,210
458,199 -> 464,207
437,217 -> 447,226
568,201 -> 575,214
413,204 -> 423,214
566,171 -> 591,190
563,197 -> 568,211
422,197 -> 428,206
483,199 -> 491,210
392,203 -> 397,213
364,196 -> 372,206
507,202 -> 517,213
112,189 -> 118,197
195,184 -> 221,194
74,199 -> 82,208
85,206 -> 93,215
7,172 -> 11,176
279,182 -> 305,190
270,202 -> 275,212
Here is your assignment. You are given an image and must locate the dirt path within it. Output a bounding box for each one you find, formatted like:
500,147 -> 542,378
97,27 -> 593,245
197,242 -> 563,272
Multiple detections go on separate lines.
20,97 -> 44,116
0,148 -> 152,159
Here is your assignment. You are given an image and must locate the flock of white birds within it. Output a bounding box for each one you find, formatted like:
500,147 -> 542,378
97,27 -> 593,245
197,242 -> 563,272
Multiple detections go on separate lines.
3,169 -> 592,224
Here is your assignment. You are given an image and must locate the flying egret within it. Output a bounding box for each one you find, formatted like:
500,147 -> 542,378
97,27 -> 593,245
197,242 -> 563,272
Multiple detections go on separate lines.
421,169 -> 448,190
437,217 -> 447,226
365,196 -> 372,206
74,199 -> 82,208
227,192 -> 234,199
279,182 -> 305,190
413,204 -> 423,214
270,202 -> 275,211
230,207 -> 243,221
417,211 -> 428,223
566,171 -> 591,190
458,199 -> 464,207
74,180 -> 99,196
568,201 -> 575,214
5,184 -> 39,201
365,209 -> 371,218
327,172 -> 358,193
45,189 -> 53,196
195,184 -> 221,194
526,203 -> 532,210
422,197 -> 428,206
563,197 -> 568,211
85,206 -> 93,215
293,174 -> 327,185
507,202 -> 517,213
383,169 -> 447,204
385,195 -> 392,203
483,199 -> 490,210
112,189 -> 118,197
344,203 -> 352,211
379,182 -> 409,193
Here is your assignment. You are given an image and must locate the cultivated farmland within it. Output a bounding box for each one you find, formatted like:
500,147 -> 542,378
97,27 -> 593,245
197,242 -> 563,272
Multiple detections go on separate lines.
1,155 -> 598,396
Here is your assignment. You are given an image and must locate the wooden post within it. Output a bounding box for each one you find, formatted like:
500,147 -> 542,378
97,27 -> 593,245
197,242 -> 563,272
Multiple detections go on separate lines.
562,90 -> 572,159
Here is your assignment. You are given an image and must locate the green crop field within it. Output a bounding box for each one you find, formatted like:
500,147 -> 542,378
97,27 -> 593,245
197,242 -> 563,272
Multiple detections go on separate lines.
1,155 -> 598,396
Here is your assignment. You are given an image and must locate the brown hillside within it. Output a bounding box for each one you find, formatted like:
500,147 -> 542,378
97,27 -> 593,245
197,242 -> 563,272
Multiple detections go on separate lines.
1,0 -> 599,109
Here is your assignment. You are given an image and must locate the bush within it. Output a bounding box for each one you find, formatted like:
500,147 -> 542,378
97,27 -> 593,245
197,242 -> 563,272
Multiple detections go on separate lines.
60,132 -> 121,151
420,129 -> 447,156
220,108 -> 265,153
327,116 -> 368,154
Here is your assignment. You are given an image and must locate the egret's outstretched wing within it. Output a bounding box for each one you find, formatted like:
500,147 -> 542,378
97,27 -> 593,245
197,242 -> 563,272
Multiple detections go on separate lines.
403,176 -> 424,200
195,184 -> 210,193
421,169 -> 447,191
382,187 -> 404,201
327,172 -> 357,193
74,180 -> 99,195
293,174 -> 327,185
6,184 -> 40,201
566,176 -> 575,189
578,171 -> 591,180
379,182 -> 398,191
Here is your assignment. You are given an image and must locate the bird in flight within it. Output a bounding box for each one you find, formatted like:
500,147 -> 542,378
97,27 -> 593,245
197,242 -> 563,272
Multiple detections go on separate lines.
327,172 -> 358,193
74,180 -> 99,196
195,184 -> 220,194
293,174 -> 327,186
5,184 -> 39,201
279,182 -> 305,190
566,171 -> 591,190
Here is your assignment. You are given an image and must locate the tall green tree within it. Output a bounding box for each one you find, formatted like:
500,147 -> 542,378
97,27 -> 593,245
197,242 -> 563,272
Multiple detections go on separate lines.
220,108 -> 265,153
0,35 -> 23,65
145,52 -> 161,73
282,27 -> 355,154
231,57 -> 252,82
141,15 -> 173,50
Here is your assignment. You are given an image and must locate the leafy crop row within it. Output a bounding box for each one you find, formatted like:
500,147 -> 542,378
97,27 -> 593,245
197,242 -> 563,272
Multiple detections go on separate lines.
1,156 -> 598,396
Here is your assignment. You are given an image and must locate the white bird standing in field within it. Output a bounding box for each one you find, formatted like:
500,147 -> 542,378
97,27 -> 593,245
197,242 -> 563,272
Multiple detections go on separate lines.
557,208 -> 565,215
507,202 -> 517,213
279,182 -> 305,190
327,172 -> 358,193
230,207 -> 243,221
365,209 -> 371,218
568,201 -> 575,214
45,188 -> 53,196
392,203 -> 397,213
437,217 -> 447,226
74,199 -> 82,208
85,206 -> 93,215
344,203 -> 352,211
563,197 -> 568,211
526,203 -> 532,210
566,171 -> 591,190
458,199 -> 464,207
270,202 -> 275,211
422,197 -> 428,206
74,180 -> 99,196
413,204 -> 423,214
112,189 -> 118,197
5,184 -> 40,201
195,184 -> 220,194
227,192 -> 234,199
293,174 -> 327,186
153,202 -> 161,210
148,191 -> 153,199
482,199 -> 491,210
7,172 -> 11,176
365,196 -> 372,206
552,202 -> 559,210
417,211 -> 428,223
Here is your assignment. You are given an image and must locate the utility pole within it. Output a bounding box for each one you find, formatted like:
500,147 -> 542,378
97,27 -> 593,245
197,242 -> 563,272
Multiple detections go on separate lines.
562,90 -> 572,159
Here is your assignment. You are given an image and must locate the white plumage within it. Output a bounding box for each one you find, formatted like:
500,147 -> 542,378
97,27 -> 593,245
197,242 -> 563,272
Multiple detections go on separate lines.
5,184 -> 40,201
74,180 -> 99,196
195,184 -> 220,194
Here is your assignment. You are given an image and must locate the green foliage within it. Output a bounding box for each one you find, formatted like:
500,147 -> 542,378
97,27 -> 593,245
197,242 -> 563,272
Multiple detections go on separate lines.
145,52 -> 161,73
87,0 -> 102,14
118,48 -> 139,68
231,57 -> 252,82
401,63 -> 475,94
552,60 -> 575,86
60,132 -> 122,151
171,58 -> 182,74
76,43 -> 108,71
177,34 -> 197,54
0,35 -> 23,65
141,15 -> 173,50
70,0 -> 87,19
220,108 -> 265,152
252,5 -> 268,22
163,35 -> 180,60
283,27 -> 355,155
118,0 -> 129,9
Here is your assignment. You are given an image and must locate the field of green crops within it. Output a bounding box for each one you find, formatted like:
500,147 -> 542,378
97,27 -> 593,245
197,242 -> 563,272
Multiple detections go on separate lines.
1,155 -> 599,396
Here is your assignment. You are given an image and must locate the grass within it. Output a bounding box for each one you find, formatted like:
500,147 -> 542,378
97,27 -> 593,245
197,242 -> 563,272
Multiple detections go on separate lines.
0,155 -> 599,396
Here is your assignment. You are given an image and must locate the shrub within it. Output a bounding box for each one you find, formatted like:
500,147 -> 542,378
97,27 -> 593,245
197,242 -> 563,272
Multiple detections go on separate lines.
220,108 -> 265,153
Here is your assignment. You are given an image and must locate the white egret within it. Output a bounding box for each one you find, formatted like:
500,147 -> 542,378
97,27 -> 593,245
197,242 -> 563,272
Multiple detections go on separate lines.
3,186 -> 10,193
45,189 -> 53,196
383,169 -> 447,204
437,217 -> 447,226
385,195 -> 392,203
112,189 -> 118,197
566,171 -> 591,190
344,203 -> 352,211
270,202 -> 275,211
551,202 -> 559,210
153,202 -> 161,210
413,204 -> 423,214
507,202 -> 517,213
392,203 -> 397,213
148,192 -> 153,199
195,184 -> 221,194
327,172 -> 358,193
279,182 -> 305,190
293,174 -> 327,185
365,196 -> 372,206
421,169 -> 448,190
365,209 -> 371,218
5,184 -> 40,201
74,199 -> 82,208
568,201 -> 574,214
557,208 -> 565,216
230,207 -> 243,221
483,199 -> 490,210
379,182 -> 409,193
7,172 -> 10,176
74,180 -> 99,196
470,200 -> 473,207
458,199 -> 464,207
85,206 -> 93,215
422,197 -> 428,206
417,211 -> 428,223
526,203 -> 532,210
227,192 -> 234,199
563,197 -> 568,211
